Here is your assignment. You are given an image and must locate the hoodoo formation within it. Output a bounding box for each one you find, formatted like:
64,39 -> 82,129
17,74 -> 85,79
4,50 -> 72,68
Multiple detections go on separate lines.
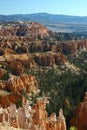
0,98 -> 66,130
71,92 -> 87,130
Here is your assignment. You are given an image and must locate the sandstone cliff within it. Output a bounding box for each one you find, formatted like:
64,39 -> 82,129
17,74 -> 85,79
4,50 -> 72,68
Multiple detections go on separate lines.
70,92 -> 87,130
0,98 -> 66,130
0,74 -> 38,108
34,52 -> 67,67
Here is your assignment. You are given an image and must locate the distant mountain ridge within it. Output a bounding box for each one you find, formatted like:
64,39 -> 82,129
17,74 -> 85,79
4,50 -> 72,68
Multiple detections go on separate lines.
0,13 -> 87,23
0,13 -> 87,32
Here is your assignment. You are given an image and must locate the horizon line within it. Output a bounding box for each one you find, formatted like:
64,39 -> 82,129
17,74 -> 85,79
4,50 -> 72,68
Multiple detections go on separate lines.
0,12 -> 87,17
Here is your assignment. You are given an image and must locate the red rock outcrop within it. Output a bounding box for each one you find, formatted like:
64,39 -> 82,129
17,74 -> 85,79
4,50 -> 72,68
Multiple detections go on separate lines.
8,61 -> 24,75
2,48 -> 13,55
34,52 -> 67,67
1,22 -> 87,71
70,92 -> 87,130
0,22 -> 50,39
61,40 -> 87,54
0,98 -> 66,130
0,93 -> 22,108
0,22 -> 87,57
4,74 -> 38,93
0,53 -> 36,73
0,74 -> 38,108
0,68 -> 5,79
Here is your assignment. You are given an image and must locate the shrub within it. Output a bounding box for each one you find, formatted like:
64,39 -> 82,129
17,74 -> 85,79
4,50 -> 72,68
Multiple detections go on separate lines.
69,126 -> 77,130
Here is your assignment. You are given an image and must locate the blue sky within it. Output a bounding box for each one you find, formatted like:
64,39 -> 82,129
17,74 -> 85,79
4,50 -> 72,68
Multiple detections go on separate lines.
0,0 -> 87,16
